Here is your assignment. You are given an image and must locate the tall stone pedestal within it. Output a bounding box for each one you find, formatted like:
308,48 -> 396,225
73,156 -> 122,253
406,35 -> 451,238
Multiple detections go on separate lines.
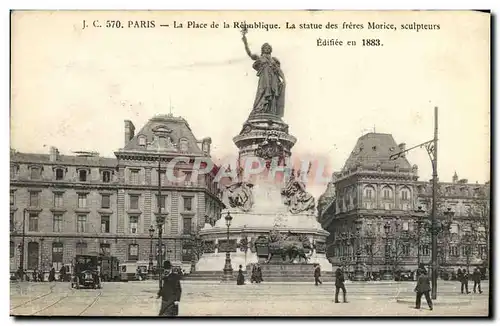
193,112 -> 333,279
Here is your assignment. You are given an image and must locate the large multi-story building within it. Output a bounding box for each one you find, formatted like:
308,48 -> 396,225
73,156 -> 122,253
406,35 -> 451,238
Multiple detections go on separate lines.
318,132 -> 489,276
10,114 -> 224,273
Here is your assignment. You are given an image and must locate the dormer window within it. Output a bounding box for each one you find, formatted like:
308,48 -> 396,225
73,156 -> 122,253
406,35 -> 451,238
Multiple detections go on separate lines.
138,135 -> 147,146
55,168 -> 65,180
78,169 -> 89,182
10,164 -> 18,179
102,170 -> 111,183
30,166 -> 42,179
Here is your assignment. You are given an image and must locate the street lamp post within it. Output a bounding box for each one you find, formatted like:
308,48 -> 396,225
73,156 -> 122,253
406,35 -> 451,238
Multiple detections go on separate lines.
40,237 -> 45,281
221,212 -> 234,282
18,209 -> 27,281
383,222 -> 392,280
156,151 -> 167,290
354,220 -> 365,281
441,208 -> 454,272
148,225 -> 155,279
390,106 -> 439,299
415,206 -> 426,267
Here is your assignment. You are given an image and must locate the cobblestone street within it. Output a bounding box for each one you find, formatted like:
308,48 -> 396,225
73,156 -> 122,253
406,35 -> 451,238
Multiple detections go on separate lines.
10,280 -> 489,317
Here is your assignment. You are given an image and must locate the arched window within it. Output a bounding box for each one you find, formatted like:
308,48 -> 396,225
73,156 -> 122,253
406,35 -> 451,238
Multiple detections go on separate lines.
382,187 -> 393,199
10,241 -> 15,258
364,186 -> 375,199
27,242 -> 39,270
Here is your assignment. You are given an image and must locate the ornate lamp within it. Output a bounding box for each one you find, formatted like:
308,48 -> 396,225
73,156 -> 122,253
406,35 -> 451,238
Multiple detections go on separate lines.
221,212 -> 234,282
382,222 -> 393,280
148,225 -> 155,277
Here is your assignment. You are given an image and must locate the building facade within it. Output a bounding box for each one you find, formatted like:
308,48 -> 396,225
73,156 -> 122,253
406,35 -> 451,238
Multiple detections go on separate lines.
318,133 -> 489,276
10,114 -> 224,273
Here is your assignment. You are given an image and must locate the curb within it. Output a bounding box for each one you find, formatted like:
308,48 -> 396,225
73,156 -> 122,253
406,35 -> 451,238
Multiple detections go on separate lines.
395,298 -> 472,306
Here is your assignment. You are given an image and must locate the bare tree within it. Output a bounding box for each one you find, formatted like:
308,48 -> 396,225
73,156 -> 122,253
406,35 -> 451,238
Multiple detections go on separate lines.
468,184 -> 490,269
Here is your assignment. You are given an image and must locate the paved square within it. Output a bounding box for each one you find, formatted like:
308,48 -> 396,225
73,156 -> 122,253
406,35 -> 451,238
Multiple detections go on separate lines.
10,280 -> 489,317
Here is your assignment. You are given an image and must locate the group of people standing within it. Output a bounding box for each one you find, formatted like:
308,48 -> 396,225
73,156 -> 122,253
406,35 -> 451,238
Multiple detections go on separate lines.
457,267 -> 483,294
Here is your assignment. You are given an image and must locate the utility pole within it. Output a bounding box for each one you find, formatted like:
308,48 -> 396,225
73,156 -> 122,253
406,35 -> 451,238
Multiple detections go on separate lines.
431,106 -> 438,300
389,106 -> 440,299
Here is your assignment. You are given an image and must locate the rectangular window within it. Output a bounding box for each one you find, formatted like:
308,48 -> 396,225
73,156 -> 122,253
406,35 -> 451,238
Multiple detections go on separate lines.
102,171 -> 111,183
10,165 -> 17,179
383,189 -> 390,199
52,243 -> 63,263
128,244 -> 139,261
421,245 -> 430,256
402,190 -> 408,200
183,197 -> 192,211
366,189 -> 372,199
76,242 -> 87,255
100,243 -> 111,256
450,246 -> 459,256
10,212 -> 15,232
129,195 -> 139,210
184,171 -> 192,183
55,168 -> 64,180
30,167 -> 41,179
28,213 -> 38,231
130,216 -> 138,234
77,215 -> 87,233
156,195 -> 167,210
402,221 -> 409,231
101,194 -> 110,209
79,170 -> 87,182
53,214 -> 63,232
159,170 -> 166,185
462,246 -> 472,257
10,192 -> 14,205
183,217 -> 192,235
101,216 -> 110,233
54,193 -> 63,207
402,244 -> 410,256
78,194 -> 87,208
29,192 -> 39,207
129,170 -> 139,184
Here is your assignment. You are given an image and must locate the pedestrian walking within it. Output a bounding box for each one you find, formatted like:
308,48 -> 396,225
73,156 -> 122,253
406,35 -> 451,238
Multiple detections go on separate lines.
314,264 -> 322,286
237,265 -> 245,285
255,263 -> 263,283
157,260 -> 182,316
334,268 -> 347,303
472,267 -> 483,294
49,268 -> 56,282
461,268 -> 470,294
414,268 -> 433,311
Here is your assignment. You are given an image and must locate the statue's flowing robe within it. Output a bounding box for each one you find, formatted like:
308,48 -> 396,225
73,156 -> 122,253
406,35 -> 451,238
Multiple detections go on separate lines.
251,55 -> 285,117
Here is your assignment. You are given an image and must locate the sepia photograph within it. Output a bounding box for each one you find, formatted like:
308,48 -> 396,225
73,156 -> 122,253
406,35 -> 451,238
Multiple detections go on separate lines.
8,10 -> 491,317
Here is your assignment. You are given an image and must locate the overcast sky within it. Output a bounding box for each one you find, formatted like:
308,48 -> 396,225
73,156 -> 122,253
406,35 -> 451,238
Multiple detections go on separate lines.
11,11 -> 490,197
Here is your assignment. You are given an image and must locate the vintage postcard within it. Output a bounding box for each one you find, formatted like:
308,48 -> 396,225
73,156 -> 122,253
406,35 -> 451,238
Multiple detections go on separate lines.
9,10 -> 490,317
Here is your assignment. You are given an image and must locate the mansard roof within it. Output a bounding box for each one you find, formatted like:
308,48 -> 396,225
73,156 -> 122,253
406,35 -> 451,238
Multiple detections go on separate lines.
11,151 -> 117,168
120,114 -> 206,156
342,133 -> 412,172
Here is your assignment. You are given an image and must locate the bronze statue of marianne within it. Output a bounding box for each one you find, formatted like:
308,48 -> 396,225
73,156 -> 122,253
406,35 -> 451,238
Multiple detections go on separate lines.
241,27 -> 286,118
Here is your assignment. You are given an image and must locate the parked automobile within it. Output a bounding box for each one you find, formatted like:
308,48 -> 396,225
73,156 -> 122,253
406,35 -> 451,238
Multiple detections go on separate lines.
71,254 -> 102,289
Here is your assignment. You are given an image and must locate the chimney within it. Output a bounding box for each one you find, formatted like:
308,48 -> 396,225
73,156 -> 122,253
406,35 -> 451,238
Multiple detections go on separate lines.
49,146 -> 59,162
398,143 -> 406,157
124,120 -> 135,146
202,137 -> 212,155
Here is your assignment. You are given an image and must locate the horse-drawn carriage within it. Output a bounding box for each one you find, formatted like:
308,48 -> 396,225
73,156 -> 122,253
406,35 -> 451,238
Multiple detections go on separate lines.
71,254 -> 102,289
